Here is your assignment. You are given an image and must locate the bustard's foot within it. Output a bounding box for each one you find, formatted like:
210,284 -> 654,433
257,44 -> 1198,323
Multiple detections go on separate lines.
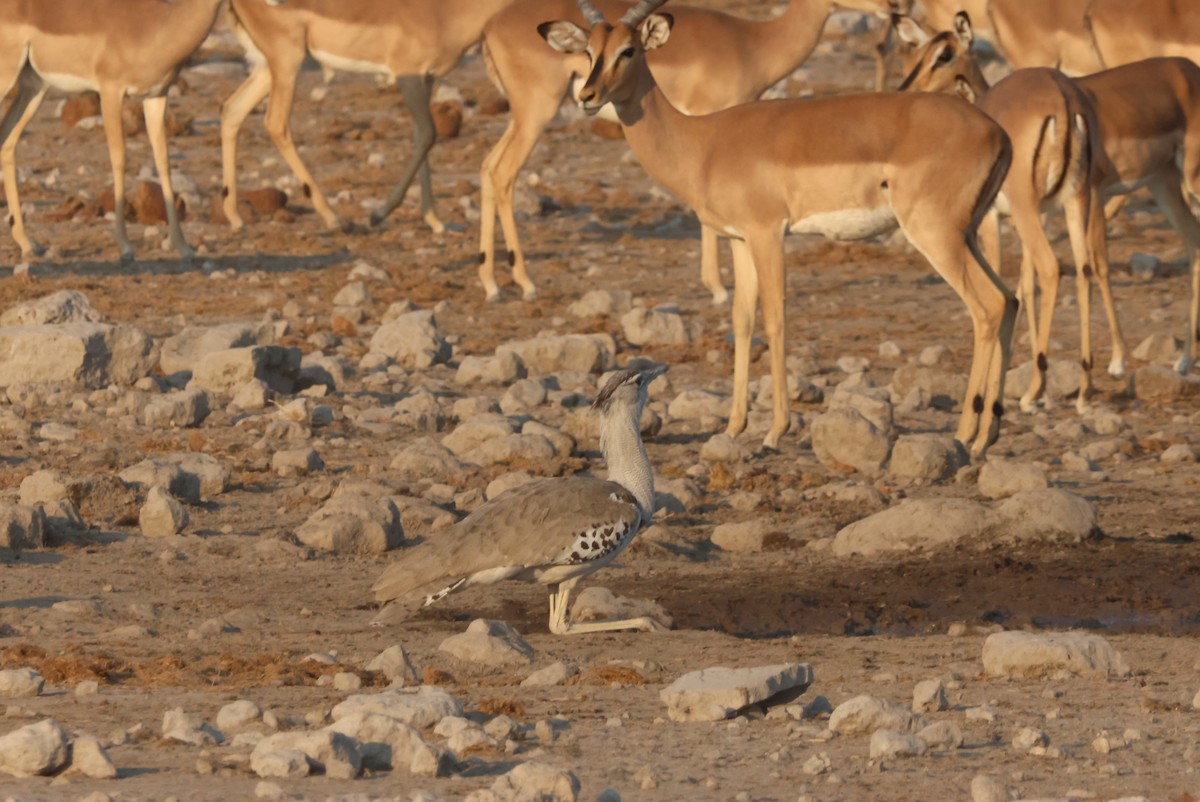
552,616 -> 672,635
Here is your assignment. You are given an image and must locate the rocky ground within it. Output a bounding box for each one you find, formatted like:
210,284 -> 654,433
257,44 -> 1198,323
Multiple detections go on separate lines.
2,3 -> 1200,801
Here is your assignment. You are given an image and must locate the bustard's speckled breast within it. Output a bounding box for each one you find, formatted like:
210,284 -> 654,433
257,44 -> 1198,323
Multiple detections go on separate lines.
556,488 -> 642,565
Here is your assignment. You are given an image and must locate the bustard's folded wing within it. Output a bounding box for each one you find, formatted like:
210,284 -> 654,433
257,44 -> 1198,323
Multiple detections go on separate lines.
371,475 -> 642,604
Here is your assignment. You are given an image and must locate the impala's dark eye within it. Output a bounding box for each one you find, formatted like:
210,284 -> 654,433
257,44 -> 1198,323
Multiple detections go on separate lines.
619,47 -> 636,60
936,46 -> 954,64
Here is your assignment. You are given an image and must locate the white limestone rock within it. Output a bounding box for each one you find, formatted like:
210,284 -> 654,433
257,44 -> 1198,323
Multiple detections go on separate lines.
390,438 -> 469,482
668,388 -> 727,421
271,446 -> 324,476
917,720 -> 964,749
455,351 -> 525,386
18,469 -> 76,506
0,719 -> 70,777
120,457 -> 200,503
522,662 -> 579,688
163,452 -> 232,499
294,494 -> 402,554
710,519 -> 778,552
327,712 -> 454,776
888,434 -> 961,483
250,730 -> 361,779
142,387 -> 211,428
495,334 -> 615,375
160,322 -> 274,376
621,306 -> 690,346
139,486 -> 189,537
660,663 -> 813,722
1,290 -> 102,326
331,687 -> 463,729
977,459 -> 1049,499
869,729 -> 928,758
251,747 -> 310,779
0,668 -> 43,698
190,345 -> 301,395
971,774 -> 1009,802
366,645 -> 420,685
811,409 -> 891,477
216,700 -> 263,733
442,413 -> 516,455
828,695 -> 921,735
369,311 -> 450,368
500,378 -> 548,414
487,761 -> 581,802
912,679 -> 947,713
1005,358 -> 1083,402
982,630 -> 1130,679
439,619 -> 534,667
568,289 -> 632,318
0,323 -> 155,388
68,735 -> 117,779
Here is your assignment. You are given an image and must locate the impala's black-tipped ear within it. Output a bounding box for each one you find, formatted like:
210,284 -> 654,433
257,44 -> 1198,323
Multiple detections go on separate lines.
953,11 -> 975,47
539,20 -> 589,54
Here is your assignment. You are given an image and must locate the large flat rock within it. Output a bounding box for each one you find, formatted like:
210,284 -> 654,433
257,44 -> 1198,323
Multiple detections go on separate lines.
982,630 -> 1130,679
0,323 -> 155,388
659,663 -> 813,722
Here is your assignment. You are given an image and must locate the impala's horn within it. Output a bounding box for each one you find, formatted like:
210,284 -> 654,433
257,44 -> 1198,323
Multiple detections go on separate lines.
619,0 -> 668,26
575,0 -> 606,25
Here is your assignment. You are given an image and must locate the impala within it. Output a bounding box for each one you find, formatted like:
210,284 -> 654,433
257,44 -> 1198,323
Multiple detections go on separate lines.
1087,0 -> 1200,69
540,0 -> 1016,456
220,0 -> 519,235
899,12 -> 1200,378
0,0 -> 221,262
877,0 -> 1103,88
896,12 -> 1122,412
479,0 -> 896,302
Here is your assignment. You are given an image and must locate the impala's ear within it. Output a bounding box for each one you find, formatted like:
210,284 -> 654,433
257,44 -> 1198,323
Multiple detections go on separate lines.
953,11 -> 974,47
538,20 -> 589,54
640,13 -> 673,51
893,14 -> 931,47
953,75 -> 977,103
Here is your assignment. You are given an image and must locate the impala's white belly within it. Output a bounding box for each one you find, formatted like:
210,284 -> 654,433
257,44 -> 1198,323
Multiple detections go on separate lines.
310,49 -> 393,78
789,207 -> 897,241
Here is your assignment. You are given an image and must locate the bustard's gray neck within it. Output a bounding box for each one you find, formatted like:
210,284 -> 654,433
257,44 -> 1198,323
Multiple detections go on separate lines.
599,407 -> 655,516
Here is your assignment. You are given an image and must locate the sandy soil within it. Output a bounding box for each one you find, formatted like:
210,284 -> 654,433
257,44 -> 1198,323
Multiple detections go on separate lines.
3,3 -> 1200,801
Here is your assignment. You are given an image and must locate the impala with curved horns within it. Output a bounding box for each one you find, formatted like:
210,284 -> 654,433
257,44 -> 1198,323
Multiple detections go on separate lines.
896,12 -> 1120,413
0,0 -> 227,262
899,12 -> 1200,379
540,0 -> 1016,457
220,0 -> 521,235
479,0 -> 898,302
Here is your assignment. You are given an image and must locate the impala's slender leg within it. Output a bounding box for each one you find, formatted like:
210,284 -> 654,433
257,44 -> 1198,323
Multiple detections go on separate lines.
479,87 -> 563,301
699,224 -> 729,304
99,85 -> 134,261
725,237 -> 759,440
1086,191 -> 1128,374
220,65 -> 273,231
261,52 -> 345,232
1062,182 -> 1108,412
0,66 -> 47,259
143,95 -> 195,259
370,73 -> 444,233
1178,129 -> 1200,374
1146,170 -> 1200,374
747,229 -> 789,449
901,211 -> 1013,454
1008,199 -> 1061,413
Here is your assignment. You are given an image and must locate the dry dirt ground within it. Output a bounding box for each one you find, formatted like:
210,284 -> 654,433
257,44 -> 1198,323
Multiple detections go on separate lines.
3,3 -> 1200,801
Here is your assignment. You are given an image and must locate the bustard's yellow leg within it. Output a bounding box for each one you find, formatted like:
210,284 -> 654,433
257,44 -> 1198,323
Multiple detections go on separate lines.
547,579 -> 670,635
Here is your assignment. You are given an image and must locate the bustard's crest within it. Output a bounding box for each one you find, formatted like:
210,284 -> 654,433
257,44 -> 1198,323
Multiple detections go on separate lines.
592,365 -> 667,412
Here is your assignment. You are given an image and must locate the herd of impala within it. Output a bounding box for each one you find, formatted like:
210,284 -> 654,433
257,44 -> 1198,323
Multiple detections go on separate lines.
2,0 -> 1199,460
